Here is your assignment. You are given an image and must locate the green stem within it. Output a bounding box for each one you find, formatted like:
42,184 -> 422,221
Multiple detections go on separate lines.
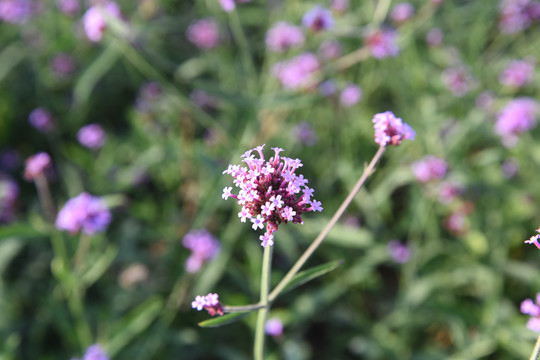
254,244 -> 273,360
529,333 -> 540,360
227,9 -> 257,92
223,303 -> 264,313
372,0 -> 392,26
34,174 -> 56,223
269,146 -> 386,302
74,232 -> 91,271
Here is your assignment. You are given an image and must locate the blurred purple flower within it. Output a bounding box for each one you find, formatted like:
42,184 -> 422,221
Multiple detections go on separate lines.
265,22 -> 305,53
272,53 -> 320,91
444,203 -> 473,236
339,84 -> 362,107
390,2 -> 414,23
186,18 -> 219,50
437,181 -> 462,204
525,228 -> 540,249
265,317 -> 284,336
475,91 -> 495,111
411,155 -> 448,183
83,1 -> 122,42
366,29 -> 400,59
294,121 -> 318,146
28,107 -> 54,133
426,28 -> 443,47
372,111 -> 415,147
136,81 -> 163,112
23,152 -> 51,181
50,53 -> 75,76
0,149 -> 21,171
182,229 -> 220,273
77,124 -> 106,149
494,97 -> 538,147
330,0 -> 349,12
217,0 -> 250,12
499,0 -> 540,34
190,89 -> 218,111
441,66 -> 474,97
55,192 -> 112,235
82,344 -> 108,360
521,293 -> 540,331
387,240 -> 411,264
499,58 -> 535,88
302,5 -> 334,32
0,0 -> 33,24
192,293 -> 223,316
0,175 -> 18,224
501,158 -> 518,178
56,0 -> 79,16
318,40 -> 342,60
318,79 -> 337,97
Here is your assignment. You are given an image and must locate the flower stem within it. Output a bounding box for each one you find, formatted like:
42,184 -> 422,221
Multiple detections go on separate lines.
254,244 -> 273,360
34,174 -> 56,223
373,0 -> 392,26
223,303 -> 264,313
529,333 -> 540,360
269,146 -> 386,302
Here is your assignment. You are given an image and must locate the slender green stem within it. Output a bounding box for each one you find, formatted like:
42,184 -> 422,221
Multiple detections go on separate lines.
529,333 -> 540,360
269,146 -> 386,302
372,0 -> 392,26
254,244 -> 273,360
74,232 -> 92,270
223,303 -> 264,313
227,9 -> 258,92
34,174 -> 56,223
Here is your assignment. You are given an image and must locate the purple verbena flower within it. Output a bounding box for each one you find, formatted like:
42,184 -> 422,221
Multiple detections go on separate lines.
437,181 -> 462,205
411,155 -> 448,183
494,97 -> 538,147
272,53 -> 320,91
387,240 -> 411,264
265,22 -> 305,53
330,0 -> 349,12
0,149 -> 21,172
441,66 -> 474,97
55,192 -> 112,235
83,2 -> 122,42
218,0 -> 250,12
190,89 -> 218,111
57,0 -> 79,16
294,122 -> 318,146
318,79 -> 337,96
0,175 -> 18,224
50,53 -> 75,77
501,158 -> 519,178
222,145 -> 321,247
372,111 -> 415,147
192,293 -> 224,316
0,0 -> 33,24
318,39 -> 342,60
339,84 -> 362,107
186,18 -> 219,50
499,58 -> 535,88
28,107 -> 54,133
182,229 -> 220,273
82,344 -> 109,360
499,0 -> 540,34
302,5 -> 334,32
525,228 -> 540,249
521,293 -> 540,332
475,91 -> 495,111
265,317 -> 284,336
23,152 -> 51,181
366,29 -> 400,59
426,28 -> 443,47
443,203 -> 473,236
77,124 -> 106,149
390,2 -> 414,24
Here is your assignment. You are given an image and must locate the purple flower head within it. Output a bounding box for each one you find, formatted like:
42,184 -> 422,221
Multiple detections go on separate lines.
23,152 -> 51,181
0,149 -> 21,172
186,18 -> 219,50
82,344 -> 109,360
318,79 -> 337,97
272,53 -> 320,91
265,317 -> 284,336
499,58 -> 535,88
387,240 -> 411,264
499,0 -> 540,34
50,53 -> 75,77
521,293 -> 540,332
77,124 -> 106,149
182,229 -> 220,273
525,228 -> 540,249
192,293 -> 223,316
55,192 -> 112,235
501,158 -> 519,178
426,28 -> 443,47
28,107 -> 54,133
302,5 -> 334,32
437,181 -> 462,205
444,203 -> 473,236
57,0 -> 79,16
318,39 -> 342,60
372,111 -> 415,147
366,28 -> 400,59
411,155 -> 448,183
494,97 -> 538,147
330,0 -> 349,12
293,122 -> 318,146
441,66 -> 474,97
0,0 -> 34,24
390,2 -> 414,24
83,2 -> 122,42
222,145 -> 321,247
339,84 -> 362,107
265,22 -> 305,53
0,175 -> 18,224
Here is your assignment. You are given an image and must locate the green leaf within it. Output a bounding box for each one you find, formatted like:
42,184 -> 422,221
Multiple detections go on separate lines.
81,245 -> 119,288
0,44 -> 24,84
198,311 -> 252,328
0,223 -> 44,240
282,260 -> 343,294
0,238 -> 24,276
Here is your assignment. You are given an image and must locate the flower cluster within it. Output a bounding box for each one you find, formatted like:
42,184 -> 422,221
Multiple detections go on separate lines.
390,2 -> 415,24
494,97 -> 538,147
29,107 -> 54,133
499,0 -> 540,34
23,152 -> 51,181
387,240 -> 411,264
426,28 -> 443,47
499,58 -> 535,88
411,156 -> 448,183
441,66 -> 475,97
83,1 -> 122,42
525,228 -> 540,249
271,53 -> 320,90
265,317 -> 284,336
72,344 -> 109,360
339,84 -> 362,107
521,293 -> 540,332
365,29 -> 400,59
182,229 -> 220,273
222,145 -> 322,247
218,0 -> 250,12
186,18 -> 219,50
192,293 -> 223,316
265,21 -> 305,53
294,122 -> 318,146
302,5 -> 334,32
55,192 -> 112,235
0,0 -> 33,24
372,111 -> 415,147
77,124 -> 107,149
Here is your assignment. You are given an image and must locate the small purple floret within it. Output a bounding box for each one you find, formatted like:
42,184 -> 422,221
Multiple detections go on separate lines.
55,192 -> 111,235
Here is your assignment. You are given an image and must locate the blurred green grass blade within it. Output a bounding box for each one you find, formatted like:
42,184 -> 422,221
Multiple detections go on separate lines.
107,297 -> 163,357
302,219 -> 373,248
0,238 -> 24,275
74,43 -> 120,106
281,260 -> 343,295
0,44 -> 24,84
198,311 -> 251,328
80,245 -> 118,288
0,223 -> 43,239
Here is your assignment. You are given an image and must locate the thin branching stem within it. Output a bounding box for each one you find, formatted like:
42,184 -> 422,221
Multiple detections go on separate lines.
254,244 -> 273,360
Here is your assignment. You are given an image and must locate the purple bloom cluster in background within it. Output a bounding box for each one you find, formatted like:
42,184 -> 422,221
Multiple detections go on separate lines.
387,240 -> 411,264
83,1 -> 122,42
293,122 -> 318,146
265,317 -> 284,336
525,227 -> 540,249
0,176 -> 18,224
390,2 -> 415,24
192,293 -> 223,316
265,22 -> 305,53
24,152 -> 51,181
186,18 -> 219,50
28,107 -> 54,133
437,181 -> 462,205
50,53 -> 76,77
0,0 -> 33,24
77,124 -> 106,149
56,0 -> 79,17
318,80 -> 337,96
330,0 -> 349,12
494,97 -> 538,147
372,111 -> 415,147
222,145 -> 322,247
499,0 -> 540,34
499,58 -> 535,88
426,28 -> 443,47
411,155 -> 448,183
339,84 -> 362,107
272,53 -> 320,91
441,66 -> 474,97
218,0 -> 250,12
72,344 -> 109,360
55,192 -> 111,235
521,293 -> 540,331
182,229 -> 220,273
302,5 -> 334,32
318,40 -> 342,60
366,29 -> 400,59
190,89 -> 217,111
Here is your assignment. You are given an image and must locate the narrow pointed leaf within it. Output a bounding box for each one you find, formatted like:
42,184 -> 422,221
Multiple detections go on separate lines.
198,311 -> 252,328
282,260 -> 343,294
